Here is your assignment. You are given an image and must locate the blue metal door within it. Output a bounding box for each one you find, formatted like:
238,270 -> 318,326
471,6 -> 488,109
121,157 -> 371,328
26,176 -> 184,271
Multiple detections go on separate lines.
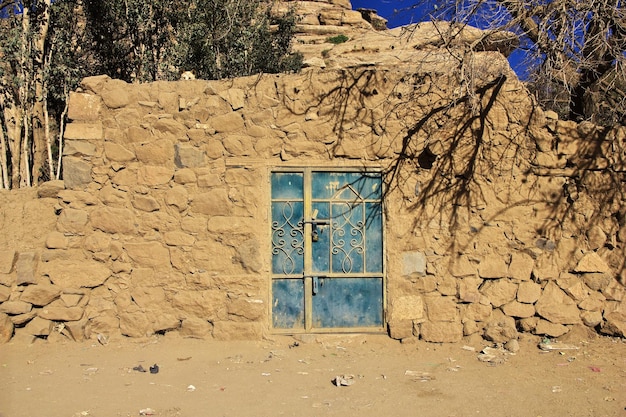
271,170 -> 384,332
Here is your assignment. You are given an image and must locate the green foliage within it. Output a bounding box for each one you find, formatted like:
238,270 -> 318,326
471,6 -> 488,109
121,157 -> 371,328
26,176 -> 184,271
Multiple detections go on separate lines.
326,34 -> 349,44
0,0 -> 302,188
172,0 -> 302,80
81,0 -> 302,82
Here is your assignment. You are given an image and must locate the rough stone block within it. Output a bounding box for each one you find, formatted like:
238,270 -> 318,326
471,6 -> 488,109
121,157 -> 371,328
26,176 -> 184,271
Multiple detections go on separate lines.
424,295 -> 458,322
508,252 -> 534,281
483,311 -> 517,343
191,189 -> 232,216
601,311 -> 626,337
502,301 -> 535,318
132,195 -> 160,212
582,272 -> 613,292
64,140 -> 97,156
165,186 -> 189,211
218,88 -> 245,111
119,309 -> 153,337
153,312 -> 182,333
180,317 -> 213,339
574,252 -> 610,273
10,311 -> 36,325
534,319 -> 569,337
223,135 -> 254,156
210,112 -> 245,133
519,317 -> 539,332
38,301 -> 85,321
175,144 -> 206,168
45,231 -> 69,249
450,255 -> 477,277
85,310 -> 119,337
535,282 -> 581,324
478,254 -> 508,279
57,208 -> 89,234
212,321 -> 262,340
388,319 -> 413,340
64,122 -> 103,140
0,250 -> 16,274
68,92 -> 102,121
463,320 -> 480,336
63,157 -> 92,190
20,284 -> 61,306
137,166 -> 174,186
517,281 -> 542,303
602,279 -> 626,301
420,321 -> 463,343
389,295 -> 424,322
101,81 -> 133,108
24,316 -> 52,336
581,310 -> 603,327
42,260 -> 111,288
153,118 -> 186,137
437,275 -> 457,296
60,293 -> 84,308
104,142 -> 135,162
0,285 -> 10,302
462,302 -> 492,322
480,279 -> 517,307
37,180 -> 65,198
125,242 -> 171,268
90,207 -> 135,234
458,277 -> 482,303
0,312 -> 13,343
16,252 -> 38,286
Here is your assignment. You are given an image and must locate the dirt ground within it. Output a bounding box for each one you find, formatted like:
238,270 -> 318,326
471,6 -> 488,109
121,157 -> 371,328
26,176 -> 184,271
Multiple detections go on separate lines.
0,331 -> 624,417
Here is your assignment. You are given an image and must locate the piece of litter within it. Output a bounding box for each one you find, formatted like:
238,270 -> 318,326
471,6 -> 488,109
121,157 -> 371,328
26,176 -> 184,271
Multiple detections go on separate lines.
261,372 -> 271,376
97,333 -> 109,346
187,385 -> 196,392
139,408 -> 155,416
404,370 -> 434,381
333,374 -> 355,386
133,365 -> 147,373
538,342 -> 579,351
177,357 -> 192,361
589,366 -> 601,372
551,386 -> 562,393
461,345 -> 476,352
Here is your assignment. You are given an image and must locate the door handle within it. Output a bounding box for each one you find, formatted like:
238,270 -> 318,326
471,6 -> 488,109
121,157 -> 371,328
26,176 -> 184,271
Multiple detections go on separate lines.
308,276 -> 326,295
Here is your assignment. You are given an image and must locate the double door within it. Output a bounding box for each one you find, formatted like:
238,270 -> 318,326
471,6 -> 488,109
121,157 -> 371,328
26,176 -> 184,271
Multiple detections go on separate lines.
271,170 -> 384,332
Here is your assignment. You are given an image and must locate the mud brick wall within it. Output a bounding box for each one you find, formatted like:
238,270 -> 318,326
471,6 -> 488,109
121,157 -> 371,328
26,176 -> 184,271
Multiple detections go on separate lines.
1,55 -> 625,344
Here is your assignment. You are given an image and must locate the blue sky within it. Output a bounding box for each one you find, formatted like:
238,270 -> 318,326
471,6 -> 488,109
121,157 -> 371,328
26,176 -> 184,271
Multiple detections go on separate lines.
351,0 -> 528,77
351,0 -> 425,28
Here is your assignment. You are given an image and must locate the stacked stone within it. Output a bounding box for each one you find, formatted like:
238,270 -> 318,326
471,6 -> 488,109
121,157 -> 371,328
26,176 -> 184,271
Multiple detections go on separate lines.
388,249 -> 625,343
0,18 -> 624,344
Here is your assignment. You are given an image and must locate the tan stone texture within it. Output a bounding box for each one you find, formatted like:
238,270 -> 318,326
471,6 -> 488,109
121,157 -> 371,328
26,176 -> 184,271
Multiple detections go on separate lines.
0,9 -> 624,343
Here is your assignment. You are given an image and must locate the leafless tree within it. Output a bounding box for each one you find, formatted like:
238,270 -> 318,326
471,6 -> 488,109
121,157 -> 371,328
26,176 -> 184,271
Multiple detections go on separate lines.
407,0 -> 625,126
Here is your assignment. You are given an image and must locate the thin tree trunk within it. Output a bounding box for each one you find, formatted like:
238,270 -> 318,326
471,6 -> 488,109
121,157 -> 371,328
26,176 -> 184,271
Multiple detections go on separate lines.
21,113 -> 30,187
56,87 -> 69,180
0,120 -> 9,189
8,109 -> 23,189
31,0 -> 52,185
44,95 -> 53,180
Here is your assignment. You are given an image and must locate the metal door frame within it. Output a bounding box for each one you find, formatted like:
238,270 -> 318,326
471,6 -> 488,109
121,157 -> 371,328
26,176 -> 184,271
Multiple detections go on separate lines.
269,167 -> 386,334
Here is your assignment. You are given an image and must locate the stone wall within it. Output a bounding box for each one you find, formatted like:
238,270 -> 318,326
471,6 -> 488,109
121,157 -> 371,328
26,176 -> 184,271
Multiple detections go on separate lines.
0,16 -> 625,344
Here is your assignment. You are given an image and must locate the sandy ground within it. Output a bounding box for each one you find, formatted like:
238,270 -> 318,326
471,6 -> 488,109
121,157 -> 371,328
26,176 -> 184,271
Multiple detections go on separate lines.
0,331 -> 624,417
